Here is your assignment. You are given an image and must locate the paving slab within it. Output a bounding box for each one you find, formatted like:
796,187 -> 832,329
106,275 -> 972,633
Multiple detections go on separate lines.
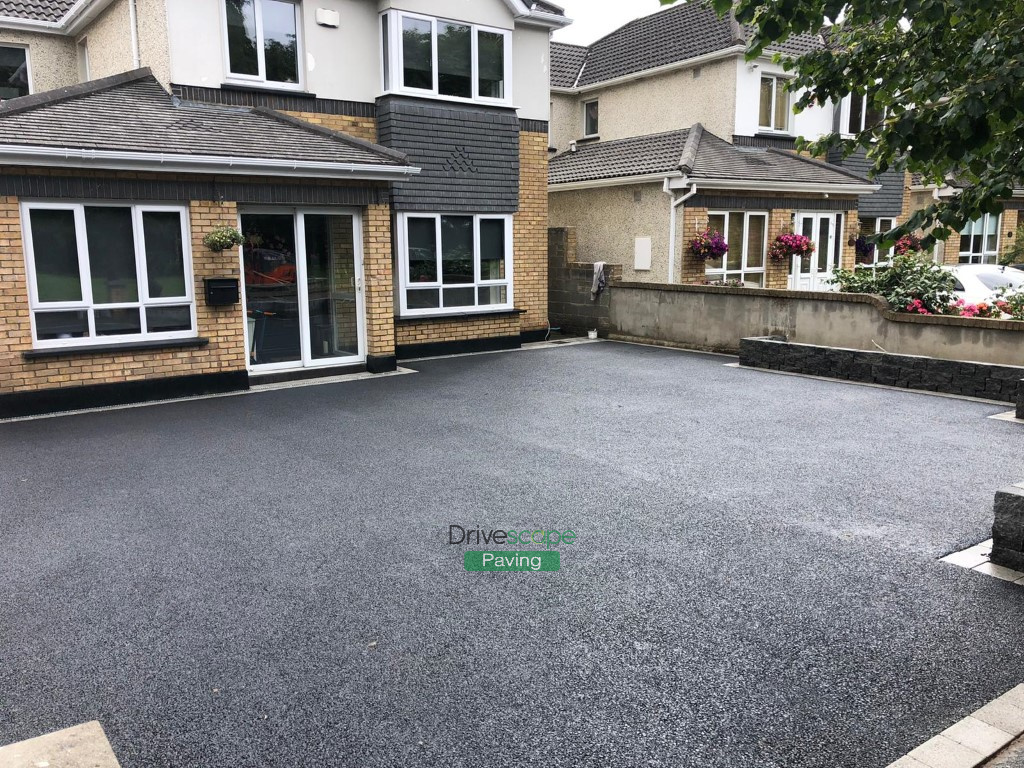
0,722 -> 120,768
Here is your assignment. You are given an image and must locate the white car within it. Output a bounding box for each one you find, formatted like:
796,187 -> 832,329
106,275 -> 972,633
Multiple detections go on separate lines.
943,264 -> 1024,304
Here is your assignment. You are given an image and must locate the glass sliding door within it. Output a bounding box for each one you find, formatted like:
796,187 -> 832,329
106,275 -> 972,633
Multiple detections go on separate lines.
303,214 -> 360,361
241,212 -> 302,367
241,209 -> 364,371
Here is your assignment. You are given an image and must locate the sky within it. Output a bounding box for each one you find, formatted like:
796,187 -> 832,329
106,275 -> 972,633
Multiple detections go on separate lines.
551,0 -> 667,46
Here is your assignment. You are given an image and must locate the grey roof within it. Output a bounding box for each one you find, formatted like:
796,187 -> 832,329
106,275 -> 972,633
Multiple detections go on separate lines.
549,124 -> 873,188
552,1 -> 822,89
0,0 -> 73,23
0,69 -> 409,168
551,42 -> 589,89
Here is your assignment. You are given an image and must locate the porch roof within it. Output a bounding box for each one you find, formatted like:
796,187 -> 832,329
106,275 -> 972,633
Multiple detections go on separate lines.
0,69 -> 420,181
548,124 -> 878,194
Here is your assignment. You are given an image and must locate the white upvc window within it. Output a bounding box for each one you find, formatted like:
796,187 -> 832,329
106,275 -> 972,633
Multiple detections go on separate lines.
704,211 -> 768,285
222,0 -> 303,89
380,9 -> 512,106
844,93 -> 884,135
397,213 -> 513,316
758,75 -> 790,132
0,44 -> 30,99
856,217 -> 896,267
959,213 -> 1001,264
583,99 -> 599,137
21,202 -> 197,349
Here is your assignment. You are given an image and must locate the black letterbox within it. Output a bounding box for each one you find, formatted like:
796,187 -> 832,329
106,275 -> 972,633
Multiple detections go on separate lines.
205,278 -> 240,306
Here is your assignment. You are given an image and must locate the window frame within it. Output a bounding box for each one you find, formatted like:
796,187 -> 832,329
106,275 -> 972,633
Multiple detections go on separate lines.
959,213 -> 1001,264
0,43 -> 31,99
380,9 -> 513,107
76,37 -> 90,82
583,99 -> 599,138
856,217 -> 897,268
758,74 -> 790,133
221,0 -> 305,91
704,210 -> 769,285
843,93 -> 885,136
396,212 -> 514,317
21,201 -> 197,350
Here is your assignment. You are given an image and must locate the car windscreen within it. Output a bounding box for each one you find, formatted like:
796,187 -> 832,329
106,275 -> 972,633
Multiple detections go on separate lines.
976,271 -> 1024,291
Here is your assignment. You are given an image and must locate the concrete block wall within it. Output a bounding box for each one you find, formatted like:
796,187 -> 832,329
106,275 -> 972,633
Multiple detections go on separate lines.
548,227 -> 619,335
992,484 -> 1024,570
740,336 -> 1024,402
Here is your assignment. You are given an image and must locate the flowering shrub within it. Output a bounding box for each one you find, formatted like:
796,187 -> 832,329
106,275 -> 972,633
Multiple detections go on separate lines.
768,233 -> 815,262
936,299 -> 1002,318
893,234 -> 924,256
203,226 -> 245,252
831,254 -> 957,314
995,288 -> 1024,320
690,229 -> 729,261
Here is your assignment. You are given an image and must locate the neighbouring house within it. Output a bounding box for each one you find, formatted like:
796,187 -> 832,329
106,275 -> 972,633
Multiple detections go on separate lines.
0,0 -> 569,417
904,176 -> 1024,265
547,1 -> 908,289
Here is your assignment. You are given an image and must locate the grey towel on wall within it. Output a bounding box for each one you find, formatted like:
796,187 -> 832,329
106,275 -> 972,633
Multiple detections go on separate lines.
591,261 -> 607,300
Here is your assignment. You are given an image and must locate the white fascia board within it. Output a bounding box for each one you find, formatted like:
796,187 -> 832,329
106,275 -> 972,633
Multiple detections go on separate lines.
667,176 -> 881,195
0,146 -> 422,181
0,0 -> 115,35
517,11 -> 573,29
549,172 -> 682,192
0,15 -> 62,33
559,47 -> 745,95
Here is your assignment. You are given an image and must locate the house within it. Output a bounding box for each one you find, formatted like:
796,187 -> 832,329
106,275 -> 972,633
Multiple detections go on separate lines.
904,176 -> 1023,265
547,1 -> 909,289
0,0 -> 568,417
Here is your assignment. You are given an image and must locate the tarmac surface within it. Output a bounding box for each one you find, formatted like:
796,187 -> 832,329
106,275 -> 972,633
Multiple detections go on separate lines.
2,341 -> 1023,767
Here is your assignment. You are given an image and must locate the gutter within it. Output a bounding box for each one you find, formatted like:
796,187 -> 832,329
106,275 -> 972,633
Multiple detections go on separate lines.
0,145 -> 422,181
549,171 -> 683,192
667,176 -> 881,196
0,0 -> 119,35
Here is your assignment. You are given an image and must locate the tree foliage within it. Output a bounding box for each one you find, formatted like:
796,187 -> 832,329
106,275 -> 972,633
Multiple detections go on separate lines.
660,0 -> 1024,247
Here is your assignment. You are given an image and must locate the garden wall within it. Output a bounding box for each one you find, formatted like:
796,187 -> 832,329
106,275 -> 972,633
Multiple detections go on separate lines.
604,282 -> 1024,368
740,336 -> 1024,402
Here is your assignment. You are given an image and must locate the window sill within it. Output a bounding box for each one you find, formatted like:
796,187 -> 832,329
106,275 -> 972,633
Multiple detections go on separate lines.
23,337 -> 209,361
395,308 -> 525,323
220,82 -> 316,99
578,135 -> 600,143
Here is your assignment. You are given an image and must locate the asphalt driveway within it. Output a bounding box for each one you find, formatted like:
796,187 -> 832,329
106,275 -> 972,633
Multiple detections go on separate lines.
2,341 -> 1023,767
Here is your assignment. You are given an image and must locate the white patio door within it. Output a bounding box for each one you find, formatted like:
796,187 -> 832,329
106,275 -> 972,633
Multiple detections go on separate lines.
790,212 -> 843,291
240,209 -> 366,372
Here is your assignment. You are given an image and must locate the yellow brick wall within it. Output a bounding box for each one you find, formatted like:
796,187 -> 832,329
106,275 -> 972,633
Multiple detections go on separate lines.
283,111 -> 377,144
362,202 -> 395,357
765,209 -> 794,289
514,130 -> 549,333
1,199 -> 247,395
395,313 -> 521,346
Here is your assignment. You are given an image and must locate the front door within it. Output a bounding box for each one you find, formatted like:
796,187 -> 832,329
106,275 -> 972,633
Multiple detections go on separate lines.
790,213 -> 842,291
241,210 -> 365,371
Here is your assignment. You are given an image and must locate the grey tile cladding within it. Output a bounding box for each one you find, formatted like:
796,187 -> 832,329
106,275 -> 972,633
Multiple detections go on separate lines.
376,96 -> 519,214
828,146 -> 905,217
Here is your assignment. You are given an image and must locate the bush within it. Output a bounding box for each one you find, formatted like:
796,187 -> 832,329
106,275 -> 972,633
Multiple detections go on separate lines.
830,255 -> 957,314
995,288 -> 1024,320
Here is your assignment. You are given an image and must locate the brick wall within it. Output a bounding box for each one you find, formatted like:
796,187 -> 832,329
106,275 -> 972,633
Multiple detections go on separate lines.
514,130 -> 549,333
395,313 -> 521,347
282,111 -> 377,144
362,202 -> 395,358
1,199 -> 247,395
